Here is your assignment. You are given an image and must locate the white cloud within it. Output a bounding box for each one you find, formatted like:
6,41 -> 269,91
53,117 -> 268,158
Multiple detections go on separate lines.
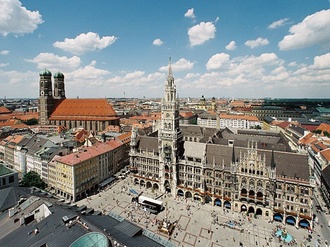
27,53 -> 81,71
279,9 -> 330,50
225,41 -> 237,50
0,70 -> 38,98
310,53 -> 330,69
0,50 -> 9,55
188,22 -> 216,47
206,53 -> 230,70
159,58 -> 194,72
53,32 -> 118,55
68,61 -> 110,81
268,18 -> 290,29
184,8 -> 195,19
245,37 -> 269,49
0,63 -> 9,67
0,0 -> 43,36
153,38 -> 163,46
185,73 -> 200,79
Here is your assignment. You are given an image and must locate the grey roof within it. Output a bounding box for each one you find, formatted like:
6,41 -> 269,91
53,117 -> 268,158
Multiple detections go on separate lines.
137,136 -> 158,152
23,135 -> 50,156
181,125 -> 203,136
0,187 -> 30,212
184,142 -> 206,159
114,219 -> 142,237
204,144 -> 309,180
85,215 -> 165,247
0,205 -> 88,247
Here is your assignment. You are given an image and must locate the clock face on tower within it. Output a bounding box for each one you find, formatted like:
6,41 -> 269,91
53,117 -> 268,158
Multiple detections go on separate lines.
166,113 -> 170,117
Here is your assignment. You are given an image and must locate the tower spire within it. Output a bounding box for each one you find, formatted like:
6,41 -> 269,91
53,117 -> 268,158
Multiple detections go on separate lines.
167,57 -> 174,85
168,57 -> 172,76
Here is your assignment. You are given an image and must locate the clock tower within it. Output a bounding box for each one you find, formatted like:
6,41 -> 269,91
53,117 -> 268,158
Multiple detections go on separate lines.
158,58 -> 183,196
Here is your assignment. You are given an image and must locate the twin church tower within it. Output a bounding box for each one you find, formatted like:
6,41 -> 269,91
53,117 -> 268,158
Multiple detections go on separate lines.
38,69 -> 66,125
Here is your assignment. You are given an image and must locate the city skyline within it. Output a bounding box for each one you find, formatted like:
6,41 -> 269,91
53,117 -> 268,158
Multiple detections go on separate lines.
0,0 -> 330,99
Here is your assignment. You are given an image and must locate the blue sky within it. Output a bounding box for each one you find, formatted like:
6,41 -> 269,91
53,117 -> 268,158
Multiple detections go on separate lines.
0,0 -> 330,99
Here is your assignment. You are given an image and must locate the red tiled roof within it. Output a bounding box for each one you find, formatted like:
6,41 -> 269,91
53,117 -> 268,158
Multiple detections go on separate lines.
180,111 -> 194,118
49,99 -> 119,121
301,124 -> 319,132
320,149 -> 330,162
0,119 -> 28,129
14,112 -> 38,121
54,140 -> 123,166
0,106 -> 11,114
276,121 -> 291,129
298,133 -> 317,146
311,141 -> 327,153
316,123 -> 330,134
117,132 -> 131,144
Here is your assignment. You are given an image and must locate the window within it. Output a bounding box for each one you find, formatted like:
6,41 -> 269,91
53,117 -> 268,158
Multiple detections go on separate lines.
9,175 -> 14,183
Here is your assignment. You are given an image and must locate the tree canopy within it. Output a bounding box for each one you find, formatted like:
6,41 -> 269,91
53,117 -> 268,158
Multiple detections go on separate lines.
21,171 -> 46,189
22,118 -> 38,125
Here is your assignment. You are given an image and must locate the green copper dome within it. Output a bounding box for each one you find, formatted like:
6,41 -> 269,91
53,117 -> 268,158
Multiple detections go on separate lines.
39,69 -> 52,76
54,71 -> 64,78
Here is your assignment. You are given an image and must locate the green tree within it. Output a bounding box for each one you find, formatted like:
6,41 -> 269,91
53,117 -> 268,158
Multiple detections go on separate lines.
22,118 -> 38,125
21,171 -> 46,189
324,131 -> 330,138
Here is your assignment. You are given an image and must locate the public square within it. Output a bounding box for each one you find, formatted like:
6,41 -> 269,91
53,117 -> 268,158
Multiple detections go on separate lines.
76,176 -> 327,247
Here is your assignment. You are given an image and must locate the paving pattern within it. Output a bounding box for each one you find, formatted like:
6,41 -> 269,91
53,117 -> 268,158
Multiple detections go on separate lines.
76,177 -> 325,247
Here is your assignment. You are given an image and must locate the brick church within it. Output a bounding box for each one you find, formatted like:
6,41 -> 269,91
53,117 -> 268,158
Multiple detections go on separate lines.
38,69 -> 119,132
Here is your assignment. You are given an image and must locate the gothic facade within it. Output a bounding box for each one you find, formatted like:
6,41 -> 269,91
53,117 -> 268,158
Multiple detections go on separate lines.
129,60 -> 313,229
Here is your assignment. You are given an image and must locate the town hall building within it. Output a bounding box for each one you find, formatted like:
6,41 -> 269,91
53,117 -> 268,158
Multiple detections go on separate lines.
129,59 -> 314,229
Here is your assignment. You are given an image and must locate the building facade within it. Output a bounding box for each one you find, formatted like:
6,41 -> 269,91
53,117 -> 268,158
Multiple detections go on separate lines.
129,60 -> 313,228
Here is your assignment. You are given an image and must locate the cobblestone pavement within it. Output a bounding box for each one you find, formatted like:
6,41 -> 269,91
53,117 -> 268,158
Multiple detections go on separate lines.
76,176 -> 327,247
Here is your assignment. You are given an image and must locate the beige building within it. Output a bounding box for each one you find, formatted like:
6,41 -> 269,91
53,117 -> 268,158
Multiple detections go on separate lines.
49,139 -> 128,201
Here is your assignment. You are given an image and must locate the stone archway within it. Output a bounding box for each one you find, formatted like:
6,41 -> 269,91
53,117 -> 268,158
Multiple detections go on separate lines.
146,181 -> 152,189
256,208 -> 262,216
214,198 -> 222,207
177,189 -> 184,197
286,216 -> 296,226
164,180 -> 171,193
185,191 -> 192,199
273,213 -> 283,222
224,201 -> 231,209
140,180 -> 145,187
205,196 -> 212,204
153,183 -> 159,190
194,193 -> 201,201
241,204 -> 247,212
248,206 -> 255,214
134,178 -> 139,185
299,219 -> 310,229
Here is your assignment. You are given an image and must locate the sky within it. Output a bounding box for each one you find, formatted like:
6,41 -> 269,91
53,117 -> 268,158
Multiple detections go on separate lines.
0,0 -> 330,99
